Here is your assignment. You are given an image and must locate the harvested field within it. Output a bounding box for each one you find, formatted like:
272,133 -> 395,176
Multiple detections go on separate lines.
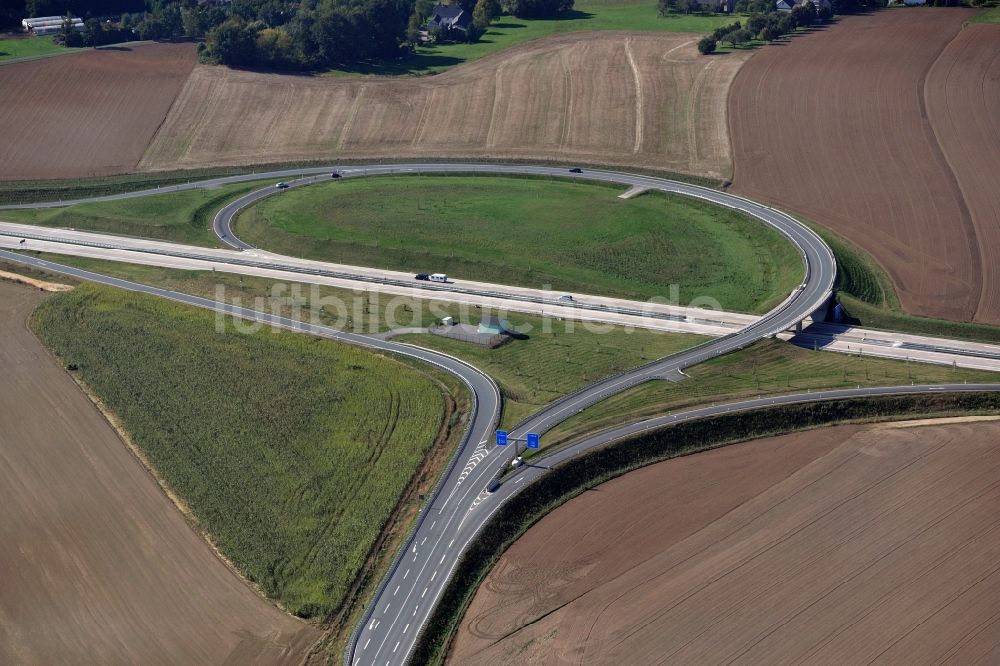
0,42 -> 196,180
140,32 -> 750,179
925,24 -> 1000,323
0,280 -> 318,664
728,10 -> 1000,324
450,420 -> 1000,664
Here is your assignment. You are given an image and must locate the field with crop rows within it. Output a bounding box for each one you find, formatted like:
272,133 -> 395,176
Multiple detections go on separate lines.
32,283 -> 453,618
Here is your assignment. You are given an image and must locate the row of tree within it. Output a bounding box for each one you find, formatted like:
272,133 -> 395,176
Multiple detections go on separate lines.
682,3 -> 828,55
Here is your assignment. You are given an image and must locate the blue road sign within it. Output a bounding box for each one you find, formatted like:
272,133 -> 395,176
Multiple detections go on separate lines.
496,430 -> 508,446
526,433 -> 540,449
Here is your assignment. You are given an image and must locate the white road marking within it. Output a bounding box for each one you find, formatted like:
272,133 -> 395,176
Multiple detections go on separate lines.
431,571 -> 437,582
364,639 -> 371,650
394,585 -> 399,596
403,624 -> 410,634
421,587 -> 428,598
403,569 -> 409,579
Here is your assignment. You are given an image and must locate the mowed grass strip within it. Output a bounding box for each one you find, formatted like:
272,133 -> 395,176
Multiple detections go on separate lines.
32,283 -> 451,618
1,180 -> 275,246
544,339 -> 1000,449
237,176 -> 802,313
14,252 -> 704,428
399,322 -> 703,427
0,35 -> 77,63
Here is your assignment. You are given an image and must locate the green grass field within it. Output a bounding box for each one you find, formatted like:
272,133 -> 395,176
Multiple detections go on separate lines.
543,338 -> 1000,449
0,35 -> 77,62
0,181 -> 279,246
10,251 -> 704,427
399,324 -> 703,427
32,283 -> 455,618
328,2 -> 734,76
237,175 -> 803,313
971,5 -> 1000,22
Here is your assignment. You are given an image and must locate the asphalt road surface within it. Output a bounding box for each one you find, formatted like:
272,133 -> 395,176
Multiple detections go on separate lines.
0,163 -> 922,666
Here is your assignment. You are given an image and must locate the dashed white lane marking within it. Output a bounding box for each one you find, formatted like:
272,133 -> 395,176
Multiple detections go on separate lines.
364,639 -> 371,650
403,624 -> 410,634
413,606 -> 418,616
439,554 -> 446,564
421,537 -> 427,545
393,642 -> 400,653
449,539 -> 455,548
431,571 -> 437,582
403,569 -> 409,579
384,603 -> 391,613
430,520 -> 437,530
421,587 -> 428,599
394,585 -> 399,596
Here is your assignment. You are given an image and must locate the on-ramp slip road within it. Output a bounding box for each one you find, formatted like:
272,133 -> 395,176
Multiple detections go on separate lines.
5,164 -> 990,666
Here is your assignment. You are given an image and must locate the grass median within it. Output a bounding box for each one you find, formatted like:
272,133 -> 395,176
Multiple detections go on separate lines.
0,180 -> 279,246
542,338 -> 1000,450
236,175 -> 803,313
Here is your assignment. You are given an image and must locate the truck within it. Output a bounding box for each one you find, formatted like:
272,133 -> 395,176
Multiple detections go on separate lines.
429,273 -> 448,283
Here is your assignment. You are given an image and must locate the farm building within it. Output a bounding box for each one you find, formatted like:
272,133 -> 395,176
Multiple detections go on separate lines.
776,0 -> 830,11
21,15 -> 83,35
426,4 -> 472,35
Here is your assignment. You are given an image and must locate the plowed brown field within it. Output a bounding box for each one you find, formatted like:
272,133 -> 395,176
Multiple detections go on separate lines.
450,421 -> 1000,665
0,42 -> 196,180
925,23 -> 1000,323
728,10 -> 1000,324
0,280 -> 318,665
140,32 -> 749,179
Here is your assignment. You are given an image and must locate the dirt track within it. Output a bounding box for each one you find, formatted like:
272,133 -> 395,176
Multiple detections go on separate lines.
728,11 -> 1000,323
450,421 -> 1000,664
0,42 -> 196,180
140,32 -> 749,179
0,280 -> 318,664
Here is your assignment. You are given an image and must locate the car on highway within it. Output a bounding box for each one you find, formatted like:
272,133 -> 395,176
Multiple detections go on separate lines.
568,167 -> 583,173
330,172 -> 341,179
275,182 -> 289,189
559,294 -> 575,302
414,273 -> 429,281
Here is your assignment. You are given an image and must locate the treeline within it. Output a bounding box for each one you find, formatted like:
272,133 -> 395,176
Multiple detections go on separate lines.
10,0 -> 573,68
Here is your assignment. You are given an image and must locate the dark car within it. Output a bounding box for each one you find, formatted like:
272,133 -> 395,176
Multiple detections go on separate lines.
330,172 -> 341,179
275,182 -> 289,189
414,273 -> 430,281
568,167 -> 583,173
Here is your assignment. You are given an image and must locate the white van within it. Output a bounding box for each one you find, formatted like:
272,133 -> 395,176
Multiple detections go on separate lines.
429,273 -> 448,283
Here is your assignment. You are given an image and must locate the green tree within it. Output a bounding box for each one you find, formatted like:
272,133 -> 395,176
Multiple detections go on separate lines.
697,36 -> 716,54
727,27 -> 750,47
758,25 -> 779,41
790,1 -> 816,26
61,15 -> 83,47
472,0 -> 496,29
746,14 -> 767,34
205,19 -> 259,66
658,0 -> 679,14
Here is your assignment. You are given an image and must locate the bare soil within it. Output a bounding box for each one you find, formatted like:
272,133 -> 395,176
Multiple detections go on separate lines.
0,42 -> 196,180
0,279 -> 319,665
140,32 -> 749,179
450,421 -> 1000,664
728,10 -> 1000,323
924,23 -> 1000,323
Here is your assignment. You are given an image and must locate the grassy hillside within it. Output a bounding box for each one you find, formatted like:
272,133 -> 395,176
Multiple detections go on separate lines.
237,176 -> 803,313
0,180 -> 275,246
543,339 -> 1000,449
32,283 -> 455,618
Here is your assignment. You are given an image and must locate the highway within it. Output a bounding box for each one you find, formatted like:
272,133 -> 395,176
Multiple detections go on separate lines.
2,163 -> 993,666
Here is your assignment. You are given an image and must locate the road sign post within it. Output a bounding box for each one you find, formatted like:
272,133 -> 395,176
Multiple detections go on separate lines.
526,433 -> 539,449
496,430 -> 508,446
